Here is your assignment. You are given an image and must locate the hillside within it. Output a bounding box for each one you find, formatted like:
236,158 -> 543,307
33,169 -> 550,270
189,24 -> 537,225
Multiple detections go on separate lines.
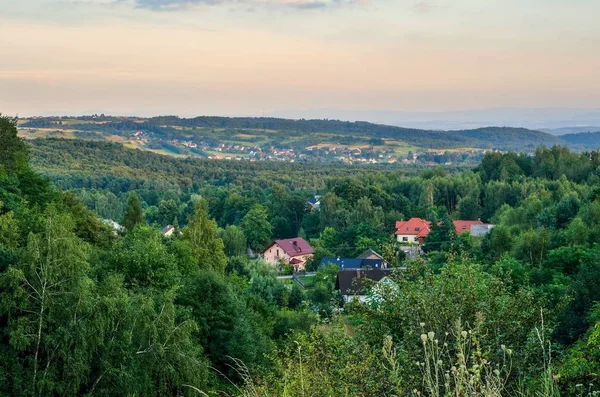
560,130 -> 600,149
18,116 -> 564,159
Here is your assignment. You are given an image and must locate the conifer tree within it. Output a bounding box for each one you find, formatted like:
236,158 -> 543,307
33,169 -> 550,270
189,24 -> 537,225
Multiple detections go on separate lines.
122,192 -> 144,231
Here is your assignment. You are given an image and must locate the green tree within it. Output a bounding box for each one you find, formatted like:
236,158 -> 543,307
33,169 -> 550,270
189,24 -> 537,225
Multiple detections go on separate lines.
220,225 -> 247,257
182,199 -> 227,273
241,204 -> 272,251
0,116 -> 28,173
122,192 -> 145,231
0,207 -> 92,396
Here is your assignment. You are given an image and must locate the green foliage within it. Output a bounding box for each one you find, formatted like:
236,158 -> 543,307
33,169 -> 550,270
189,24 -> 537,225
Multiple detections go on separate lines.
220,225 -> 248,257
241,204 -> 272,251
182,199 -> 227,273
122,192 -> 144,231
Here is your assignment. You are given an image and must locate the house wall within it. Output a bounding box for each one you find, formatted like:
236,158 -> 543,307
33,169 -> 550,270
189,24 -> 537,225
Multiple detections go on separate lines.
263,243 -> 291,265
396,234 -> 420,244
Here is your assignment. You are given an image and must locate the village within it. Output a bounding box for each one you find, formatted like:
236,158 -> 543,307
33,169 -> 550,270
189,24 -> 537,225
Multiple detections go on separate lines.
132,130 -> 492,165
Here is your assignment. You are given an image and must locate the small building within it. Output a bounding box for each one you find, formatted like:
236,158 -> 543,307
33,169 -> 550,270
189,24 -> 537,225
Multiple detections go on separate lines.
307,196 -> 321,212
470,223 -> 496,237
161,225 -> 175,238
335,269 -> 393,303
263,238 -> 314,271
453,220 -> 484,235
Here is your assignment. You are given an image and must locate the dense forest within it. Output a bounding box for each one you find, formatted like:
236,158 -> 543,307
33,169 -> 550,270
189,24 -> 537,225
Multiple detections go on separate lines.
2,115 -> 600,396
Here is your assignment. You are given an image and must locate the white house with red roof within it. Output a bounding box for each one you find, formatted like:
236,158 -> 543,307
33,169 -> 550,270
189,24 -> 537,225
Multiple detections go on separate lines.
396,217 -> 493,245
263,237 -> 314,271
395,218 -> 432,245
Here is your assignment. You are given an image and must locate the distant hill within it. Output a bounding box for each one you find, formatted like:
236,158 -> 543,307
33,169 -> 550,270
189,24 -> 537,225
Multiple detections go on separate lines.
541,126 -> 600,136
560,131 -> 600,149
20,116 -> 564,151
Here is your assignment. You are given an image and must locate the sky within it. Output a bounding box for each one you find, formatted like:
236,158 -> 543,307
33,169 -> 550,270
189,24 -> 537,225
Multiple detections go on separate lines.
1,0 -> 599,118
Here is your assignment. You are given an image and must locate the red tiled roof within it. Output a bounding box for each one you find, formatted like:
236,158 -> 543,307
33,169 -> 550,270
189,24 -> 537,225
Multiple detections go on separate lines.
453,220 -> 484,234
395,218 -> 485,237
395,218 -> 432,237
265,237 -> 314,257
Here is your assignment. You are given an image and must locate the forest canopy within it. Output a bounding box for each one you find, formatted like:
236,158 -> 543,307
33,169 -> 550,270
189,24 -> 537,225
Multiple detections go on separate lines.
1,118 -> 600,396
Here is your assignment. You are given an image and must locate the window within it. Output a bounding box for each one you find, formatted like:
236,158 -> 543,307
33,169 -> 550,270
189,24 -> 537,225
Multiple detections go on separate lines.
402,237 -> 408,242
277,249 -> 280,257
406,227 -> 409,231
415,227 -> 420,231
414,237 -> 418,241
462,225 -> 466,230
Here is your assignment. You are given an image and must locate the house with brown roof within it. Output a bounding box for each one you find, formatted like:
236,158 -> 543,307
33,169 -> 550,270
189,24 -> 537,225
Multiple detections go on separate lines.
263,237 -> 314,271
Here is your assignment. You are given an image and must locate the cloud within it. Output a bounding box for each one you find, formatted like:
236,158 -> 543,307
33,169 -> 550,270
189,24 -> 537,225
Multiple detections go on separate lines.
129,0 -> 361,10
412,1 -> 433,13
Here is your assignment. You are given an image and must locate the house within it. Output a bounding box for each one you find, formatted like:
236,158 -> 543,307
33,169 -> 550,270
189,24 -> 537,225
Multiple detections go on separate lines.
395,218 -> 432,245
161,224 -> 175,237
319,257 -> 386,270
335,269 -> 393,303
357,248 -> 388,268
453,220 -> 484,234
263,238 -> 314,271
395,217 -> 495,245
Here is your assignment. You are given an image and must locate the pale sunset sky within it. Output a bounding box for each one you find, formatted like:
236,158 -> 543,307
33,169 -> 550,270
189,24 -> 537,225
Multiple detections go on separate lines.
1,0 -> 599,117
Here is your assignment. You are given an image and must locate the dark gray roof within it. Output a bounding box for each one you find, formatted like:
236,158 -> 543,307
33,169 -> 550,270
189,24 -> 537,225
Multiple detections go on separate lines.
335,269 -> 392,295
319,257 -> 385,270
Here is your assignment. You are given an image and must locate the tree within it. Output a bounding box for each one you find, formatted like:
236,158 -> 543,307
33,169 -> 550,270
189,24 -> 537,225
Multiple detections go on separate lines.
156,199 -> 179,226
0,207 -> 92,396
456,194 -> 482,220
182,199 -> 227,273
241,204 -> 272,251
176,271 -> 272,374
122,192 -> 144,231
220,225 -> 247,257
0,116 -> 28,173
105,226 -> 180,289
270,215 -> 293,239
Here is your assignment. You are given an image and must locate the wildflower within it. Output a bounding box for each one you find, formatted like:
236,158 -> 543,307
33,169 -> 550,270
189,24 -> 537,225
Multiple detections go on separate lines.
461,331 -> 468,338
420,322 -> 425,328
421,334 -> 428,344
428,331 -> 435,341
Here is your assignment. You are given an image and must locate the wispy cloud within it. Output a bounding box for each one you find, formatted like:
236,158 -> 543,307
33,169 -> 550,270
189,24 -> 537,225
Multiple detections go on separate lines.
412,1 -> 433,13
128,0 -> 363,10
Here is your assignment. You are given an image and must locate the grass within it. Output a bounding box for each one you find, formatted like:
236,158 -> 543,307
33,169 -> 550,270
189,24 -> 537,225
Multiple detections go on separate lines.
298,275 -> 315,285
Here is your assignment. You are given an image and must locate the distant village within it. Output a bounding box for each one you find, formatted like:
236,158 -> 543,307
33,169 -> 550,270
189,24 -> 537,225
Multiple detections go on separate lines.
131,131 -> 497,165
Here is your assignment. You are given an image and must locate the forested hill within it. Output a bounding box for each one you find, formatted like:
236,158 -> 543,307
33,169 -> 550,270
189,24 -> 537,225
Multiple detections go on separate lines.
560,130 -> 600,149
20,115 -> 563,150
